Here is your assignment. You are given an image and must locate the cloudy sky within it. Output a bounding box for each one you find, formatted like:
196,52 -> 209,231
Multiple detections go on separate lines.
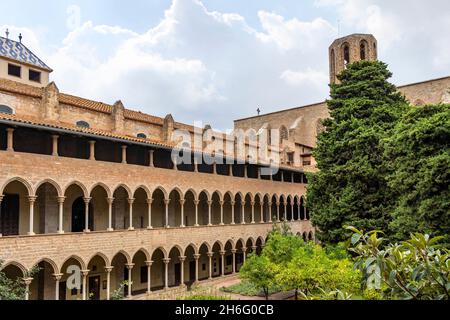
2,0 -> 450,129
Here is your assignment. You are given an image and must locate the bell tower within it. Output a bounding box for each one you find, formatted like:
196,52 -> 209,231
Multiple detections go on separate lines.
329,33 -> 378,84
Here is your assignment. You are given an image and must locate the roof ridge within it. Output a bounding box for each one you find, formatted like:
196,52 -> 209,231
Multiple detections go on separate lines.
0,36 -> 52,71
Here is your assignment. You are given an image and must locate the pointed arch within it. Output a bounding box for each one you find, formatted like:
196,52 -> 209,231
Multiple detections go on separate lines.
132,185 -> 151,199
0,261 -> 27,275
151,247 -> 168,259
152,186 -> 168,200
112,184 -> 132,198
0,177 -> 33,195
89,183 -> 112,198
31,257 -> 59,274
60,255 -> 86,271
34,179 -> 63,197
110,250 -> 132,265
87,252 -> 111,267
63,181 -> 88,198
132,248 -> 151,262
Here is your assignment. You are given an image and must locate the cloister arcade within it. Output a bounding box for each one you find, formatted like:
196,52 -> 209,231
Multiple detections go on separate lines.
0,178 -> 310,236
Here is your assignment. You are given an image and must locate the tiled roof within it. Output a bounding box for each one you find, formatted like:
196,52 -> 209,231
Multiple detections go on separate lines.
0,37 -> 52,71
0,112 -> 175,149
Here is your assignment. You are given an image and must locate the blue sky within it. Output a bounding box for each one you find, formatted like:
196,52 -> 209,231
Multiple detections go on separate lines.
2,0 -> 450,129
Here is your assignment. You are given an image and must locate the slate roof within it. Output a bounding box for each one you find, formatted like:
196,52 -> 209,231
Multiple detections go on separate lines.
0,36 -> 52,71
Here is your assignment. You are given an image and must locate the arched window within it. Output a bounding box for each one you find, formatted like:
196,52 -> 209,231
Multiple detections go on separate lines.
343,44 -> 350,68
330,49 -> 336,80
279,125 -> 288,144
0,105 -> 14,114
360,41 -> 367,60
76,121 -> 90,129
137,133 -> 147,139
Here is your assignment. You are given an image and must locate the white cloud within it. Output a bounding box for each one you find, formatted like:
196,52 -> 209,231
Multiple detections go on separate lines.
4,0 -> 450,130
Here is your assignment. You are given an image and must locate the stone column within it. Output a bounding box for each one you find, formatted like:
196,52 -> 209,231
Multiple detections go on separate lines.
81,270 -> 89,300
276,202 -> 280,222
194,200 -> 200,227
179,199 -> 185,227
228,164 -> 233,176
230,201 -> 235,225
107,197 -> 114,231
127,198 -> 135,231
252,246 -> 258,254
105,266 -> 113,300
231,249 -> 236,274
53,273 -> 63,300
268,202 -> 273,223
89,141 -> 96,160
51,135 -> 59,156
121,145 -> 127,164
297,201 -> 301,221
27,196 -> 37,236
207,200 -> 213,226
193,254 -> 200,283
291,201 -> 295,222
193,158 -> 198,173
146,199 -> 153,229
0,195 -> 3,237
83,197 -> 91,232
23,277 -> 33,300
260,201 -> 264,223
145,261 -> 153,294
207,252 -> 213,280
242,247 -> 247,264
219,251 -> 225,276
126,264 -> 134,297
251,201 -> 255,224
219,200 -> 224,225
179,256 -> 186,286
164,199 -> 170,228
244,165 -> 248,178
57,196 -> 65,234
163,258 -> 170,289
6,128 -> 14,152
148,150 -> 154,167
213,161 -> 217,175
240,201 -> 245,225
283,203 -> 287,221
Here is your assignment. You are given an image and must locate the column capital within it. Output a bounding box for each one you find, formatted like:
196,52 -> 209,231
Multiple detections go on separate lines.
51,134 -> 59,139
125,263 -> 135,270
145,260 -> 154,267
276,201 -> 280,206
194,200 -> 200,206
0,195 -> 4,202
241,247 -> 247,253
207,200 -> 213,206
6,127 -> 15,133
81,270 -> 90,277
52,273 -> 63,281
121,145 -> 128,150
230,200 -> 236,206
260,201 -> 264,206
127,198 -> 135,205
57,196 -> 66,204
231,249 -> 237,254
179,199 -> 185,206
83,197 -> 92,204
105,266 -> 114,273
193,254 -> 201,260
28,196 -> 37,203
89,140 -> 96,145
252,246 -> 258,251
219,200 -> 225,206
207,252 -> 214,258
219,250 -> 226,256
107,197 -> 114,205
164,199 -> 170,205
240,201 -> 246,206
250,201 -> 255,206
162,258 -> 171,264
178,256 -> 186,262
23,277 -> 33,285
149,149 -> 154,154
268,201 -> 272,206
146,198 -> 153,205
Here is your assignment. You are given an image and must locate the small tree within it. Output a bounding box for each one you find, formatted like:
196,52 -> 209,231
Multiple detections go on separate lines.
0,261 -> 40,300
239,254 -> 276,300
